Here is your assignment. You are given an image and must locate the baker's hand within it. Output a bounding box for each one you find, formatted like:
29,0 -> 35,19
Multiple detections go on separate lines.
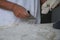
13,5 -> 30,18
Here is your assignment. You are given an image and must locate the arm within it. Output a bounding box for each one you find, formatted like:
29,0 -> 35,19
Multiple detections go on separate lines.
0,0 -> 14,11
0,0 -> 29,18
49,0 -> 60,10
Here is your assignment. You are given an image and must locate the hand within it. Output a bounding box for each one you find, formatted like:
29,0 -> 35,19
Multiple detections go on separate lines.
13,5 -> 30,19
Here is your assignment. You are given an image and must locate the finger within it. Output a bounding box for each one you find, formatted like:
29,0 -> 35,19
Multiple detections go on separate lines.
16,11 -> 27,18
19,12 -> 30,18
18,11 -> 28,18
14,12 -> 22,18
21,11 -> 30,17
17,13 -> 25,18
25,11 -> 30,17
18,13 -> 27,18
19,8 -> 30,16
16,12 -> 29,18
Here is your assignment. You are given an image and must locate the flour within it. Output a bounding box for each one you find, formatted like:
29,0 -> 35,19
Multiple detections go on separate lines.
0,23 -> 55,40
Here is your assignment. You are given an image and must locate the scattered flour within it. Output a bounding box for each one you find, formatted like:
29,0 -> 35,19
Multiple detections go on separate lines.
0,23 -> 55,40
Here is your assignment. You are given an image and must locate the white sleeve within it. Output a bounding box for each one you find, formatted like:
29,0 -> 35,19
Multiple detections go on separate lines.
41,0 -> 60,14
50,0 -> 60,10
41,1 -> 50,14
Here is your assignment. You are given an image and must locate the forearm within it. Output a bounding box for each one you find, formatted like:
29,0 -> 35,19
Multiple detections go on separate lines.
0,0 -> 16,11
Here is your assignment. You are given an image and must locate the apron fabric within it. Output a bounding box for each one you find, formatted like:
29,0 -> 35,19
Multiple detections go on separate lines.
0,0 -> 40,26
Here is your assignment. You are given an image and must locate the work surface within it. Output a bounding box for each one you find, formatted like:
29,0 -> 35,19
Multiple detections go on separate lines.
0,23 -> 59,40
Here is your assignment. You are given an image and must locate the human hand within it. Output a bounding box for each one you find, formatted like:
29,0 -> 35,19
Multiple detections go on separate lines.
13,5 -> 30,19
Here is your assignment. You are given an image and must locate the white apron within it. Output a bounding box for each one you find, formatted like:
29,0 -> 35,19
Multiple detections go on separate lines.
0,0 -> 40,26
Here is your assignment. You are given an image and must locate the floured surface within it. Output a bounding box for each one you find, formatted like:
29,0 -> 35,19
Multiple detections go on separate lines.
0,23 -> 55,40
53,29 -> 60,40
